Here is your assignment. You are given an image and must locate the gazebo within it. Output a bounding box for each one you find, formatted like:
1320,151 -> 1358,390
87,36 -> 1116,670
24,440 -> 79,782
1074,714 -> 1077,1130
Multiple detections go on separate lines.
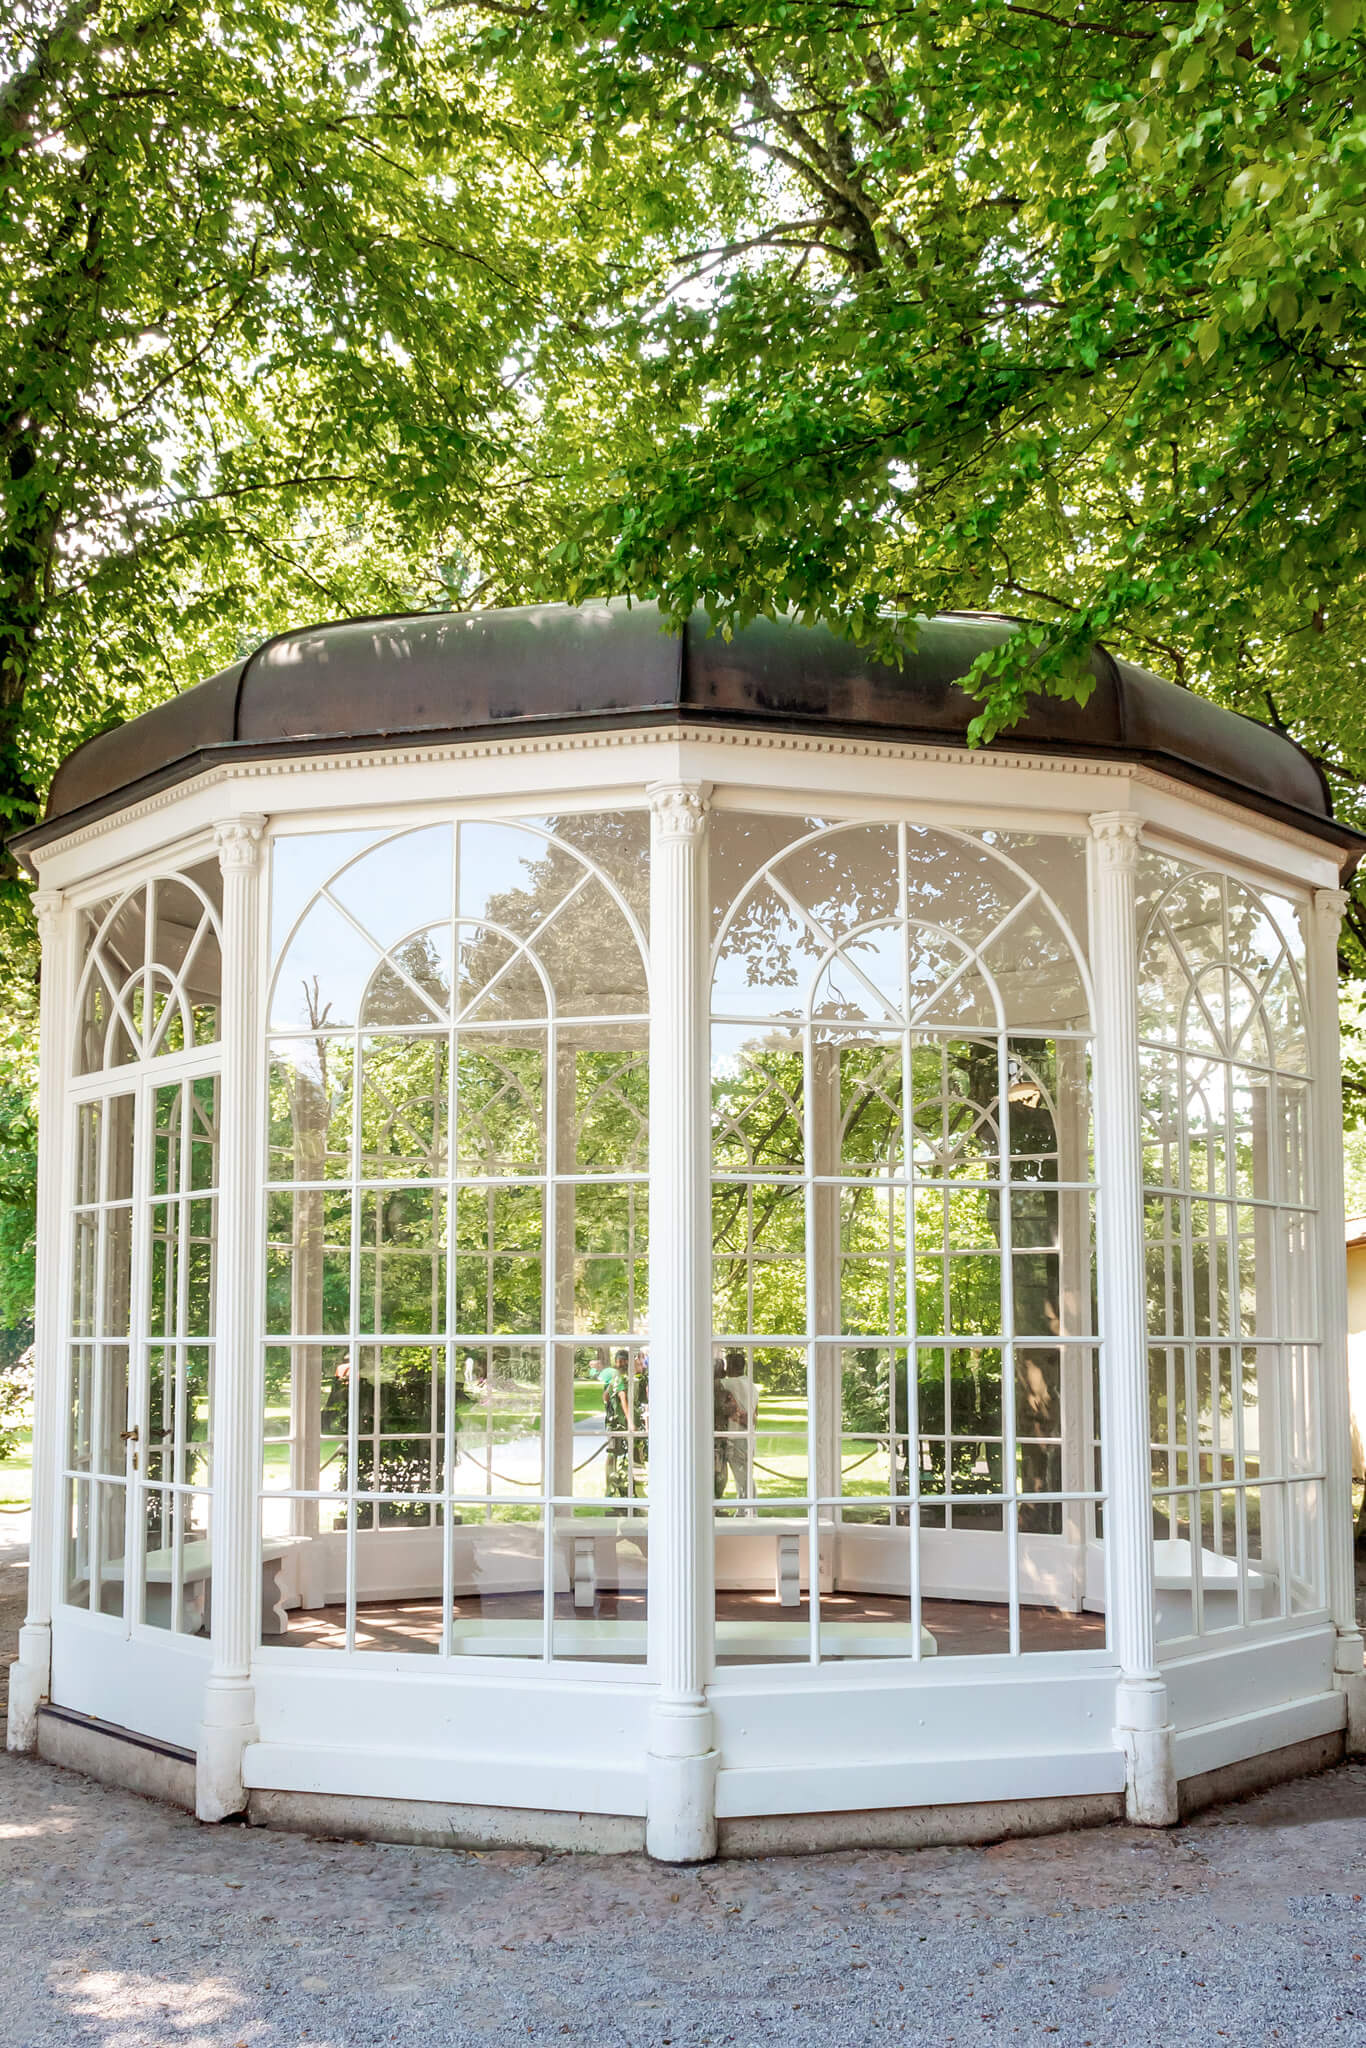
7,601 -> 1363,1859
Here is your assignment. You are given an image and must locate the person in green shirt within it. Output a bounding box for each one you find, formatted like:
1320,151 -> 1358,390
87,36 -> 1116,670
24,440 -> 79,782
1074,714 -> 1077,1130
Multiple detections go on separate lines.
596,1350 -> 631,1503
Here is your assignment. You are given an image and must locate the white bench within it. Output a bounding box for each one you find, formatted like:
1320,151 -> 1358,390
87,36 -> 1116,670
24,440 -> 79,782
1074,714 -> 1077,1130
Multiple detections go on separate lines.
103,1539 -> 292,1635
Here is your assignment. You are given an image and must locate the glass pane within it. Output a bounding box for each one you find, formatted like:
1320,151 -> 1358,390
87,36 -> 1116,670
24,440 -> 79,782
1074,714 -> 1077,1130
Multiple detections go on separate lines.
268,1038 -> 354,1183
779,824 -> 901,938
711,1029 -> 804,1175
361,926 -> 452,1027
821,1506 -> 920,1662
93,1346 -> 129,1477
838,1184 -> 904,1337
572,1183 -> 648,1335
542,812 -> 652,934
359,1189 -> 446,1339
450,1508 -> 546,1656
263,1496 -> 352,1647
909,1038 -> 1001,1179
67,1346 -> 94,1468
93,1479 -> 128,1620
270,830 -> 384,964
453,1344 -> 544,1499
355,1345 -> 444,1499
458,822 -> 579,935
838,1348 -> 904,1497
980,907 -> 1087,1032
569,1037 -> 649,1172
725,1346 -> 807,1502
265,1190 -> 352,1337
149,869 -> 221,1051
529,877 -> 649,1017
74,1101 -> 101,1207
64,1477 -> 92,1608
708,812 -> 826,946
353,1516 -> 444,1654
712,882 -> 818,1020
552,1506 -> 647,1663
329,825 -> 453,954
977,831 -> 1089,953
831,1036 -> 902,1176
271,895 -> 382,1030
454,1186 -> 541,1336
716,1504 -> 818,1665
456,1032 -> 545,1173
260,1344 -> 352,1528
1017,1528 -> 1106,1653
921,1524 -> 1009,1655
712,1183 -> 806,1338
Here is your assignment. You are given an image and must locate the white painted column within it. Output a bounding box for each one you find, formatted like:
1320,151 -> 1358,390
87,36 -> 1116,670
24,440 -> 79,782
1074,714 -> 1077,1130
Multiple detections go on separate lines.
1308,884 -> 1366,1749
645,781 -> 717,1862
1089,812 -> 1176,1826
197,814 -> 267,1820
7,888 -> 71,1752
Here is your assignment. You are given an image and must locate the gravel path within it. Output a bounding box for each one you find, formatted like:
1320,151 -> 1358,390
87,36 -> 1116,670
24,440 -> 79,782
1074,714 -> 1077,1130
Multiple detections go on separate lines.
0,1746 -> 1364,2047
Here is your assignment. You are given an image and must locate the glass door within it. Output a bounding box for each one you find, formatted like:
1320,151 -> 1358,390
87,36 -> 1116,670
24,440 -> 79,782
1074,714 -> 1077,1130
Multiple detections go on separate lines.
135,1071 -> 219,1635
64,1065 -> 220,1637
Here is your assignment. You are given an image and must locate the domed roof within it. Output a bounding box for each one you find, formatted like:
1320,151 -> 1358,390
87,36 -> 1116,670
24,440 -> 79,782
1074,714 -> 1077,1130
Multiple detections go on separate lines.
18,600 -> 1355,855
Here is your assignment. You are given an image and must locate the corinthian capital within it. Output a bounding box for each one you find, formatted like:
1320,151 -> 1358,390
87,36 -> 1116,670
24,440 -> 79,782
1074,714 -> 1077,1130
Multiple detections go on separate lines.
214,814 -> 267,873
1089,811 -> 1143,870
1314,885 -> 1351,928
647,783 -> 711,840
30,889 -> 63,942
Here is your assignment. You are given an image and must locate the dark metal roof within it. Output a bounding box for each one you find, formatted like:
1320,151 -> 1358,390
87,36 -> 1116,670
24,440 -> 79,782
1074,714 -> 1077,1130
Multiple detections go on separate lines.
17,601 -> 1359,861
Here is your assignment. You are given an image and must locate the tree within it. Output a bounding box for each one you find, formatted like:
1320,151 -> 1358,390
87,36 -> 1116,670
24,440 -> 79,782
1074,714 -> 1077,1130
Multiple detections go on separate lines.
467,4 -> 1366,876
0,0 -> 723,881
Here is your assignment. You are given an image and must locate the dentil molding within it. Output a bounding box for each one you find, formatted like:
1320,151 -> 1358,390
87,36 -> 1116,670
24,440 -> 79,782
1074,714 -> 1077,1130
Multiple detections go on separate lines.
25,724 -> 1343,875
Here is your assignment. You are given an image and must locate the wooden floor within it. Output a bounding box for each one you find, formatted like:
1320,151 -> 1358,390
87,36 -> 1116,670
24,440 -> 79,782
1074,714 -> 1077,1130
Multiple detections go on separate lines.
275,1589 -> 1106,1658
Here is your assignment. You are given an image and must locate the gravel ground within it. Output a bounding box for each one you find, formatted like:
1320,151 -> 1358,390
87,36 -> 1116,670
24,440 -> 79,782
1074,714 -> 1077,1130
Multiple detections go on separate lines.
1,1749 -> 1365,2046
0,1535 -> 1365,2046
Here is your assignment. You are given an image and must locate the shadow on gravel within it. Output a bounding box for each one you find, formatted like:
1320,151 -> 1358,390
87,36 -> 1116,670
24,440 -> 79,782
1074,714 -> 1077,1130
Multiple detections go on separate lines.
1234,1775 -> 1366,1827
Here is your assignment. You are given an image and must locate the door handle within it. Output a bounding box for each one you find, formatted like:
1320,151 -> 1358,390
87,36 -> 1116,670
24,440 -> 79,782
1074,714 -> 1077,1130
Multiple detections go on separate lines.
120,1427 -> 139,1443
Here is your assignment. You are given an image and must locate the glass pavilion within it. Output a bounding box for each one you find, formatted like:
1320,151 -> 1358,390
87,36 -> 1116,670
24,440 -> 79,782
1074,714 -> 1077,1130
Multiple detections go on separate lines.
8,602 -> 1363,1859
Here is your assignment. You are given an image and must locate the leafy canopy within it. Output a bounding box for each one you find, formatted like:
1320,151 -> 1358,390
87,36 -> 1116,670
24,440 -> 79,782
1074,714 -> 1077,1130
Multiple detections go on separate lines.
477,3 -> 1366,852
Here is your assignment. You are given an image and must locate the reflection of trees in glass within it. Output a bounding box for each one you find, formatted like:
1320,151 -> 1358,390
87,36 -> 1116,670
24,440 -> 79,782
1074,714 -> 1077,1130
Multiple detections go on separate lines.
365,930 -> 451,1025
712,1012 -> 1073,1511
264,820 -> 652,1528
459,828 -> 647,1020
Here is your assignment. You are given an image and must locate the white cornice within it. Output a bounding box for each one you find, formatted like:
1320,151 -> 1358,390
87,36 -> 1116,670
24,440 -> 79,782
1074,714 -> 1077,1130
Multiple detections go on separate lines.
25,719 -> 1345,871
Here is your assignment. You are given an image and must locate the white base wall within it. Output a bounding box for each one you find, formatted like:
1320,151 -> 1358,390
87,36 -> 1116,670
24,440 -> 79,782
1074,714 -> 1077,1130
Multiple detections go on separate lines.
50,1610 -> 211,1754
711,1658 -> 1123,1815
247,1659 -> 653,1815
44,1603 -> 1351,1840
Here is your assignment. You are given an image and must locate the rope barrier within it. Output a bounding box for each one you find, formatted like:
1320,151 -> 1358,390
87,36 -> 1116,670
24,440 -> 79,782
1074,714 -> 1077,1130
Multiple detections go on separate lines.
322,1432 -> 632,1493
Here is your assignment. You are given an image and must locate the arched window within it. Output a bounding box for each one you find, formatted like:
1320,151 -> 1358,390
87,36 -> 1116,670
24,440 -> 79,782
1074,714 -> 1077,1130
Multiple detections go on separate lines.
74,870 -> 223,1073
1138,860 -> 1322,1640
708,815 -> 1098,1665
261,814 -> 652,1660
64,864 -> 223,1638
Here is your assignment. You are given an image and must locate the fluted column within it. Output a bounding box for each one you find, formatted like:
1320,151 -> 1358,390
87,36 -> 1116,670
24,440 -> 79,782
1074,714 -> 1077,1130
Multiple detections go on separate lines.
1308,885 -> 1365,1748
197,814 -> 266,1820
7,889 -> 71,1751
645,781 -> 717,1862
1089,812 -> 1176,1825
